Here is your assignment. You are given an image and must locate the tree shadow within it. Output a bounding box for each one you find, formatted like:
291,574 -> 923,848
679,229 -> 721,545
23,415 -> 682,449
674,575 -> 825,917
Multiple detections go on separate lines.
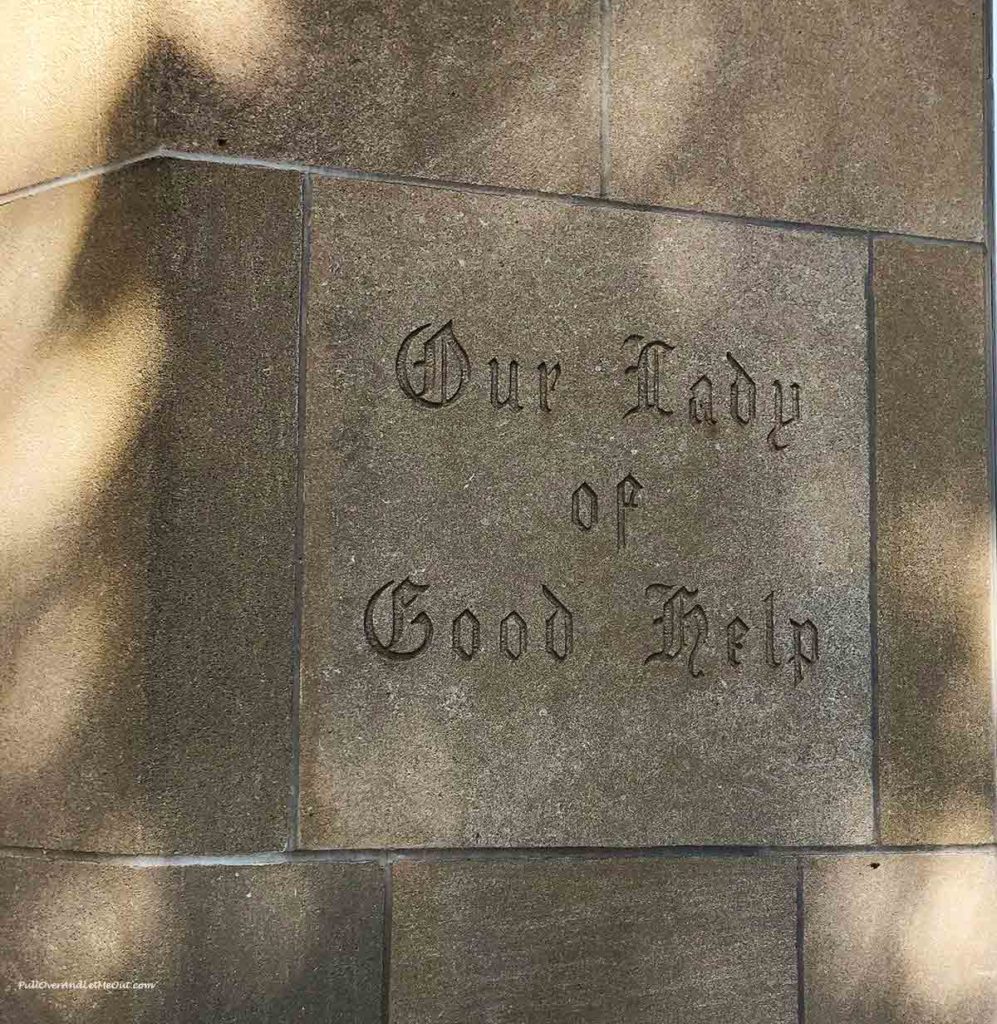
0,0 -> 994,1021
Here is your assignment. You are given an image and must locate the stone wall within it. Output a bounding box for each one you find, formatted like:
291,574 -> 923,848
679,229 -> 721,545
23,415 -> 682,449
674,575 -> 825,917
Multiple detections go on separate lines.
1,1 -> 994,1021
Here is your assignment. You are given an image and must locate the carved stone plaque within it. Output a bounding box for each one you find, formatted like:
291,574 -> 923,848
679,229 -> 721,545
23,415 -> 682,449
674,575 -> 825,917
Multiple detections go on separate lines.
300,179 -> 872,847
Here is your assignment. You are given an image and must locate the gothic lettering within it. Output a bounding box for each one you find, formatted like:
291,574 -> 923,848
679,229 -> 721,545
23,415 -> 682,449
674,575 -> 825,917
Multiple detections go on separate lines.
767,380 -> 801,451
727,352 -> 756,425
499,611 -> 528,659
790,618 -> 819,684
537,361 -> 560,412
364,578 -> 434,660
571,483 -> 598,531
624,335 -> 675,419
645,583 -> 709,678
395,321 -> 469,407
452,608 -> 481,661
542,585 -> 574,661
489,358 -> 523,411
689,374 -> 716,425
615,474 -> 643,551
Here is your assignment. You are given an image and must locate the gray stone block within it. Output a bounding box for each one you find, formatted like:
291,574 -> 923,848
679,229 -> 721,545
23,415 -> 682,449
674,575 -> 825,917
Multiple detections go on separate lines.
874,238 -> 994,844
610,0 -> 985,239
301,177 -> 873,848
0,160 -> 298,852
156,0 -> 601,196
805,851 -> 997,1024
390,855 -> 798,1024
0,856 -> 383,1023
1,0 -> 157,195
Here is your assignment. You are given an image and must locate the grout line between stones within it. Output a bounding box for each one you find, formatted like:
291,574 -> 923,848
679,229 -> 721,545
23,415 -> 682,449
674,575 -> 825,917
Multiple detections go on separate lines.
599,0 -> 612,197
0,149 -> 161,206
795,858 -> 805,1024
866,234 -> 881,845
1,843 -> 995,868
287,173 -> 312,852
381,855 -> 393,1024
151,148 -> 985,248
985,0 -> 997,846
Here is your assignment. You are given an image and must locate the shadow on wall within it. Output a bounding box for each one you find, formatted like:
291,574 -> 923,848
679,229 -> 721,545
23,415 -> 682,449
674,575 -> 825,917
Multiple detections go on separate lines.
2,43 -> 299,1023
0,151 -> 162,852
1,149 -> 300,854
805,852 -> 997,1024
0,0 -> 297,196
0,0 -> 576,849
0,1 -> 993,1021
0,0 -> 150,194
608,0 -> 983,238
153,0 -> 601,194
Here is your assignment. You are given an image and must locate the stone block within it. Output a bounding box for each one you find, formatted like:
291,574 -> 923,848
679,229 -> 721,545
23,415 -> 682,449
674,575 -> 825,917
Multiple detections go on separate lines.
0,160 -> 299,852
390,855 -> 798,1024
610,0 -> 984,239
301,178 -> 873,847
805,851 -> 997,1023
874,238 -> 993,844
0,856 -> 383,1023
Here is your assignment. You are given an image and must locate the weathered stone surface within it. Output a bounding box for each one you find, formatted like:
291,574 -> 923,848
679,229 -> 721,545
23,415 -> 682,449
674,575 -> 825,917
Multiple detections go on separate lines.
874,239 -> 993,844
1,0 -> 157,196
301,178 -> 872,848
157,0 -> 600,196
805,852 -> 997,1023
390,856 -> 797,1024
0,160 -> 298,852
0,857 -> 383,1023
610,0 -> 985,240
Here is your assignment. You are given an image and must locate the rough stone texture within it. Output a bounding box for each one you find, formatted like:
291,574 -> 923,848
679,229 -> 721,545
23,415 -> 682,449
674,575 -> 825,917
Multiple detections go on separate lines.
0,160 -> 298,852
1,0 -> 157,196
610,0 -> 985,240
0,857 -> 383,1023
301,178 -> 872,848
805,852 -> 997,1024
390,856 -> 797,1024
156,0 -> 600,196
874,240 -> 994,845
